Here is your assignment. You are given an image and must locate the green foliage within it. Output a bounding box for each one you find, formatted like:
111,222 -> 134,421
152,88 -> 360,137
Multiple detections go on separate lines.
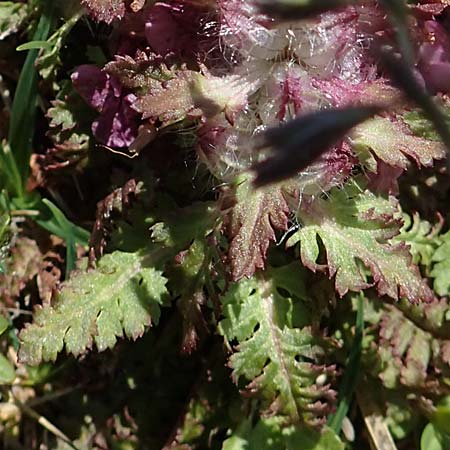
0,210 -> 10,273
3,0 -> 450,448
7,1 -> 54,192
223,417 -> 345,450
287,185 -> 434,302
421,423 -> 450,450
219,274 -> 336,425
361,295 -> 450,392
402,109 -> 450,141
0,1 -> 28,39
431,231 -> 450,296
328,293 -> 363,434
0,0 -> 89,278
35,199 -> 89,275
394,213 -> 441,268
353,117 -> 445,171
0,316 -> 14,383
224,178 -> 290,280
18,249 -> 169,365
33,3 -> 83,80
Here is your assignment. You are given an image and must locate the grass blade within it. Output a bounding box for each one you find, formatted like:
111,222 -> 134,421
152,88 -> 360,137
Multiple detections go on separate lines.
328,293 -> 364,434
0,140 -> 22,198
8,1 -> 54,195
35,200 -> 89,277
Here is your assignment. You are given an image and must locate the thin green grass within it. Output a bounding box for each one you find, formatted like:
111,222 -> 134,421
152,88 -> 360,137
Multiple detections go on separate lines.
36,200 -> 89,276
8,1 -> 54,196
328,293 -> 364,435
1,0 -> 89,276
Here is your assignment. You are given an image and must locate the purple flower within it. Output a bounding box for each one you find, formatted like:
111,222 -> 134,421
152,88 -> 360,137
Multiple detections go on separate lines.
417,20 -> 450,94
71,65 -> 138,148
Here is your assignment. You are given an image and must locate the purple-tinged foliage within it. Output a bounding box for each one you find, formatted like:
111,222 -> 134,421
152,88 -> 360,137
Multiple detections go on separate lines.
70,0 -> 449,282
8,1 -> 450,446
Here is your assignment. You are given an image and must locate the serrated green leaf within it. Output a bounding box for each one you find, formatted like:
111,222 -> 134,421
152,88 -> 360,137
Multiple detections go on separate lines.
363,296 -> 450,391
18,250 -> 169,365
353,117 -> 445,170
287,187 -> 434,302
224,178 -> 289,281
219,276 -> 335,424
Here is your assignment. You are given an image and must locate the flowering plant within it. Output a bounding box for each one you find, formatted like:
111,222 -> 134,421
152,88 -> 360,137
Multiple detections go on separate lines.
1,0 -> 450,448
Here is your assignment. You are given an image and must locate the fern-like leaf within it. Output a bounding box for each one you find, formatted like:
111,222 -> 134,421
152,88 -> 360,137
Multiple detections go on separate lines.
364,298 -> 450,392
19,250 -> 169,365
431,230 -> 450,296
394,213 -> 442,268
219,275 -> 336,425
354,291 -> 450,396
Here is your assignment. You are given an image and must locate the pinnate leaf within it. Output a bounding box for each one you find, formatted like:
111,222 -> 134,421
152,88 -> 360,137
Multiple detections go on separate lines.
394,213 -> 441,268
378,305 -> 433,389
364,297 -> 450,391
431,231 -> 450,297
19,250 -> 168,365
287,186 -> 434,302
219,276 -> 336,424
